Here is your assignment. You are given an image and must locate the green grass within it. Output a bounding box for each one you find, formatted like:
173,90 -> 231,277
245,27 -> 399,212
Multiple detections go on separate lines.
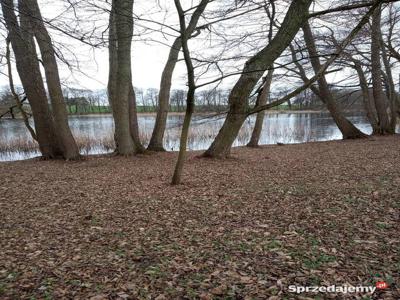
303,253 -> 336,269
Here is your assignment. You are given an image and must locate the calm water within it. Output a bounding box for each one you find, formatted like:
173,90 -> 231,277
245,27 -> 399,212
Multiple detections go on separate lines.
0,112 -> 378,161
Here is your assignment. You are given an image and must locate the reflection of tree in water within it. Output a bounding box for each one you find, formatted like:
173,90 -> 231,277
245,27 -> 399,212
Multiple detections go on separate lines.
0,113 -> 377,161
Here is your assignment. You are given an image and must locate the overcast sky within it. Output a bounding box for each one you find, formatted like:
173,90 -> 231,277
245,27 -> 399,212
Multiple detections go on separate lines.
0,0 -> 193,91
1,0 -> 397,94
0,0 -> 344,93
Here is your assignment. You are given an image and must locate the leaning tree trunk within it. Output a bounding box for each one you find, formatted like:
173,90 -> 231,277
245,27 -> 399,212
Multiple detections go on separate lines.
247,68 -> 274,147
6,38 -> 37,141
148,0 -> 209,152
108,0 -> 137,155
203,0 -> 313,158
371,5 -> 392,134
2,0 -> 63,158
148,37 -> 182,151
27,0 -> 80,159
302,21 -> 366,139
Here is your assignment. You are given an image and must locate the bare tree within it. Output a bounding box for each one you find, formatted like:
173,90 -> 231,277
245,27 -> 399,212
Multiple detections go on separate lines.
301,21 -> 367,139
26,0 -> 80,159
203,0 -> 313,158
5,38 -> 36,140
148,0 -> 209,152
371,4 -> 393,134
108,0 -> 144,155
171,0 -> 210,185
1,0 -> 79,159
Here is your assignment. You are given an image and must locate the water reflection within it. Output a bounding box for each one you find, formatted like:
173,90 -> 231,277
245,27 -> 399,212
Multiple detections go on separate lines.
0,112 -> 381,161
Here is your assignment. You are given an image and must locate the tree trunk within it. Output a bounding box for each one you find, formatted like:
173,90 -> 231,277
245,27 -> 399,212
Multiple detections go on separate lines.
204,0 -> 313,158
171,0 -> 208,184
129,84 -> 146,153
2,0 -> 63,159
380,32 -> 398,132
371,5 -> 392,134
302,21 -> 366,139
6,38 -> 37,141
108,0 -> 136,155
353,62 -> 379,133
148,37 -> 182,151
247,68 -> 274,147
148,0 -> 209,152
26,0 -> 80,160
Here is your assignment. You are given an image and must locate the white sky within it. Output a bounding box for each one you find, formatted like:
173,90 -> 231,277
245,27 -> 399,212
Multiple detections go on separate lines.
1,0 -> 398,94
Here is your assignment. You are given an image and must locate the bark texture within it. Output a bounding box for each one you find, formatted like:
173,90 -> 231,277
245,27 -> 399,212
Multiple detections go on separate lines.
204,0 -> 313,158
1,0 -> 75,159
26,0 -> 80,159
108,0 -> 141,154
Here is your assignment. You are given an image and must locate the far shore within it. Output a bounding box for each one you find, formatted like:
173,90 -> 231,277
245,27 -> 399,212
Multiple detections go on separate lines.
0,109 -> 365,120
66,109 -> 327,117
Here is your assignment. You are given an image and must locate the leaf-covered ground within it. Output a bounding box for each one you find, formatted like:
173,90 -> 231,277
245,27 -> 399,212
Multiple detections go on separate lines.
0,136 -> 399,299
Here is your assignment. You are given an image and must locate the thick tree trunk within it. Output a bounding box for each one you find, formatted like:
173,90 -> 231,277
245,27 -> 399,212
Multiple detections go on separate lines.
247,68 -> 274,147
204,0 -> 313,158
2,0 -> 63,159
371,6 -> 392,134
26,0 -> 80,159
148,0 -> 209,152
302,21 -> 366,139
108,0 -> 137,155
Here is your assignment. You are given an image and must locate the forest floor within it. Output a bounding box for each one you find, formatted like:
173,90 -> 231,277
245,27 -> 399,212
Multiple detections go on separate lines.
0,136 -> 399,299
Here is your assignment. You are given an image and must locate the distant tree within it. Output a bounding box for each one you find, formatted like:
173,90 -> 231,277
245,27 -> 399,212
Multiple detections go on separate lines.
170,89 -> 186,112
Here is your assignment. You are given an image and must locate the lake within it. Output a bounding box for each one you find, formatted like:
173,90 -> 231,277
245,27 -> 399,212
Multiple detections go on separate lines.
0,112 -> 387,161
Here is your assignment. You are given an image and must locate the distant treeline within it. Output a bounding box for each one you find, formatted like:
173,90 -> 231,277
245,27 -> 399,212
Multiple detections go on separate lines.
61,86 -> 374,114
0,85 -> 370,117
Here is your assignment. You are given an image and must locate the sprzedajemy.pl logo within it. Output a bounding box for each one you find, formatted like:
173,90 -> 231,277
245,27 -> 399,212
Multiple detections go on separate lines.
288,281 -> 389,294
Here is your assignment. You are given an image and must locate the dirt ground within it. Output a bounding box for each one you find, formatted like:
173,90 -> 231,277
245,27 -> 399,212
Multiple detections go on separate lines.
0,136 -> 399,299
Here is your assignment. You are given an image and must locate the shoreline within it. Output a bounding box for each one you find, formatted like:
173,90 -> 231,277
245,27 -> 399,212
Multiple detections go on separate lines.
70,110 -> 327,116
1,134 -> 398,164
1,109 -> 336,120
